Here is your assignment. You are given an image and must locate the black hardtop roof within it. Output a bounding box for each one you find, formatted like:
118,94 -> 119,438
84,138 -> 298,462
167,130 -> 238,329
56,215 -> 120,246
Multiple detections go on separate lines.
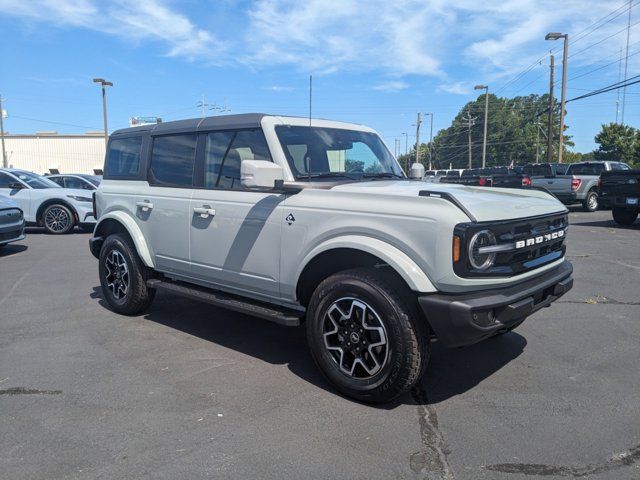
110,113 -> 270,137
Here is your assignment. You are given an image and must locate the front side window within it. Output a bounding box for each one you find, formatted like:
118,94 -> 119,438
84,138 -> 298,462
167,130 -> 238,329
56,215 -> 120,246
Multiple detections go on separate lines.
149,134 -> 197,187
64,177 -> 93,190
0,172 -> 17,188
275,126 -> 403,180
203,129 -> 271,189
106,137 -> 142,177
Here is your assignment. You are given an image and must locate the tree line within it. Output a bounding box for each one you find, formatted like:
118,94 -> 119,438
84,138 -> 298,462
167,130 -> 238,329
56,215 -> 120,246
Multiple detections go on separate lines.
398,93 -> 640,170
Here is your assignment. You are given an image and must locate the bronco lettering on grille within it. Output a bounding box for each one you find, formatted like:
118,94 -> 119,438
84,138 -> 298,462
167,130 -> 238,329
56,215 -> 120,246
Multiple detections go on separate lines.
515,230 -> 564,249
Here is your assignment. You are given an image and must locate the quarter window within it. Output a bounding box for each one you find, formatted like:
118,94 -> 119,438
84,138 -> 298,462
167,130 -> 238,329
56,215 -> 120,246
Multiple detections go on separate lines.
150,134 -> 197,187
203,129 -> 271,189
105,137 -> 142,177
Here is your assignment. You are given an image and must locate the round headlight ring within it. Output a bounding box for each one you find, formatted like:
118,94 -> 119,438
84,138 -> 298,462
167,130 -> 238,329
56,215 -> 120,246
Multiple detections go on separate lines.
468,229 -> 497,271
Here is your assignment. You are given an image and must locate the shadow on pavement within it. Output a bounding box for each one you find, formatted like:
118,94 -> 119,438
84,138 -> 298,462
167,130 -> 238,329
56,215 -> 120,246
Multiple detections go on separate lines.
0,243 -> 28,256
90,286 -> 527,408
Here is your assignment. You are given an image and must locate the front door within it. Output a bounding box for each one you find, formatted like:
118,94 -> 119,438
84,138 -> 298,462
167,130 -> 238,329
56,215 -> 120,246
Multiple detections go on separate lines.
189,129 -> 283,300
0,173 -> 31,220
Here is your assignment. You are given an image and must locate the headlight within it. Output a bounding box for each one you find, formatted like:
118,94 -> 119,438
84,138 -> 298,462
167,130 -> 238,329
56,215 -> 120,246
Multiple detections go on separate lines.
468,229 -> 497,270
67,195 -> 92,203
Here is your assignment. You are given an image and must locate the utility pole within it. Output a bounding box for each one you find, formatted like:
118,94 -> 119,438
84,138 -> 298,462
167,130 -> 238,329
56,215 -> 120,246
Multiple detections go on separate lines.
402,132 -> 408,155
0,95 -> 7,168
414,112 -> 422,169
466,110 -> 474,169
546,53 -> 555,163
92,78 -> 112,147
474,85 -> 489,168
621,0 -> 632,124
545,32 -> 568,162
535,118 -> 540,163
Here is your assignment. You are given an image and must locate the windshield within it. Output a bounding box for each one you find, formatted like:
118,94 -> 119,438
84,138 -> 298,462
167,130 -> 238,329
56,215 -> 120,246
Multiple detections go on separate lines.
13,171 -> 61,189
275,126 -> 403,180
566,163 -> 605,175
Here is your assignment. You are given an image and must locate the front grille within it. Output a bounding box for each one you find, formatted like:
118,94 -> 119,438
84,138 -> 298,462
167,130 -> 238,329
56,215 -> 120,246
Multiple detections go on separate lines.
0,229 -> 22,241
454,213 -> 568,277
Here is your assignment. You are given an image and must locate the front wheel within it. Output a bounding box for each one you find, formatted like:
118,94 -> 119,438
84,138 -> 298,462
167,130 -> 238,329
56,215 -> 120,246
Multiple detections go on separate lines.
612,208 -> 638,225
582,190 -> 598,212
99,234 -> 155,315
306,267 -> 429,403
42,204 -> 75,234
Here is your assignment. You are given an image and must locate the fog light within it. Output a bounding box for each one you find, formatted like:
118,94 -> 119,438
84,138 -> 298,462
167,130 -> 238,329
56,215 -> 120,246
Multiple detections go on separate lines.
471,309 -> 497,327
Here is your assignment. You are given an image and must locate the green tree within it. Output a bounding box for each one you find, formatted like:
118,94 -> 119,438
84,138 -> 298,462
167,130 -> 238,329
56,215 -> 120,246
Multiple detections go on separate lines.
428,93 -> 573,169
594,123 -> 639,164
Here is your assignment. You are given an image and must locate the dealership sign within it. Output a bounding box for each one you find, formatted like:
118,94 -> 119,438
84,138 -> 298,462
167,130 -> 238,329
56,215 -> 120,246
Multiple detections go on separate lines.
129,116 -> 162,127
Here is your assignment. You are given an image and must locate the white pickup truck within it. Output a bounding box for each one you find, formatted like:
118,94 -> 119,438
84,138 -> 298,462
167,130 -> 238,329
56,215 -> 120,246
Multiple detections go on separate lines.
89,114 -> 573,403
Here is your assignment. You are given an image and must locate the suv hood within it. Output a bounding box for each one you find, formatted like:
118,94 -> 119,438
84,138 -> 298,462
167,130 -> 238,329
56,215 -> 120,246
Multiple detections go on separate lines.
331,181 -> 567,222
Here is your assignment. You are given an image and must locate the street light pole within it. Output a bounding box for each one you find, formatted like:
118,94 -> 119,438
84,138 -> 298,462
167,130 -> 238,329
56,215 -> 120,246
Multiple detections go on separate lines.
547,52 -> 555,163
402,132 -> 408,155
422,113 -> 434,170
546,33 -> 568,163
93,78 -> 113,147
474,85 -> 489,168
414,112 -> 422,169
0,95 -> 7,168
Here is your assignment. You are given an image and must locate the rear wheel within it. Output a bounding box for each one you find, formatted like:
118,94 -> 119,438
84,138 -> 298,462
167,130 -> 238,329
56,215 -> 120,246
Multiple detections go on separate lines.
42,204 -> 75,234
99,233 -> 155,314
612,208 -> 638,226
306,267 -> 429,404
582,190 -> 598,212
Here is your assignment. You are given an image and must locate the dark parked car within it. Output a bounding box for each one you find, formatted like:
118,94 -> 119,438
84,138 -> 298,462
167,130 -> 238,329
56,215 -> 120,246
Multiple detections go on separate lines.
0,196 -> 26,248
599,169 -> 640,225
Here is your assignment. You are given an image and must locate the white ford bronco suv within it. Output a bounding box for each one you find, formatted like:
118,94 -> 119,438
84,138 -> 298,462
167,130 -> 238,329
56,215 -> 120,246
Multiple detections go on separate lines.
89,114 -> 573,403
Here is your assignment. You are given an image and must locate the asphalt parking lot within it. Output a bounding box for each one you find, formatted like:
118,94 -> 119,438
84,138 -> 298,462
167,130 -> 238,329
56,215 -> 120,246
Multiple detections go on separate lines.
1,208 -> 638,480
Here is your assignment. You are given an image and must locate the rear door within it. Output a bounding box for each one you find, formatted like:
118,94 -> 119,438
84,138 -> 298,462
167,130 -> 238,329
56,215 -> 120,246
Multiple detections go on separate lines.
188,129 -> 284,300
139,133 -> 196,276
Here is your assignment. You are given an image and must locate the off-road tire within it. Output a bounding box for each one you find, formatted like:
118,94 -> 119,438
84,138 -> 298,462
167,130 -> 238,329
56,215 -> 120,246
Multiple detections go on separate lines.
612,208 -> 638,226
306,267 -> 430,404
42,204 -> 75,234
582,190 -> 599,212
99,233 -> 155,315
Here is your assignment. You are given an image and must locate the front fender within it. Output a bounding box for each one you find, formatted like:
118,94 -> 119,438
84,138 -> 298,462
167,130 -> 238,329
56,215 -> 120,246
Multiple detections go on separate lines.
295,235 -> 437,293
93,211 -> 154,267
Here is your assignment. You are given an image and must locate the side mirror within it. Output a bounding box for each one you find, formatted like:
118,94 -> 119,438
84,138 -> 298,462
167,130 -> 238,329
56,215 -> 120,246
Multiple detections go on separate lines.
8,182 -> 24,190
241,160 -> 284,188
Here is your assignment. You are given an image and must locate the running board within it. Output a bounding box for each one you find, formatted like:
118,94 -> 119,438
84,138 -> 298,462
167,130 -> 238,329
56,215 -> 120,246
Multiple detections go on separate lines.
146,278 -> 302,327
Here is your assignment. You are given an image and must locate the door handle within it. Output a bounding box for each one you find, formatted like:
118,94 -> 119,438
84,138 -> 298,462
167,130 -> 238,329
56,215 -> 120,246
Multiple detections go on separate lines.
193,206 -> 216,218
136,201 -> 154,211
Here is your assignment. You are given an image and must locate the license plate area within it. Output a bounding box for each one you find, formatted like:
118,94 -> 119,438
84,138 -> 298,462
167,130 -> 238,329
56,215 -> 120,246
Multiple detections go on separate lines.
626,197 -> 638,205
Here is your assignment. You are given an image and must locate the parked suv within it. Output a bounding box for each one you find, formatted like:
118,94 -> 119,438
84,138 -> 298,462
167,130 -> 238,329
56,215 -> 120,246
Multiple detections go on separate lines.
90,114 -> 573,403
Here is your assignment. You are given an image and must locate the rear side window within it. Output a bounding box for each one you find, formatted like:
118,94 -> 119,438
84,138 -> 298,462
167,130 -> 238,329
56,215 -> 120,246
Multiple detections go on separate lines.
105,137 -> 142,177
49,177 -> 65,187
149,134 -> 197,187
566,163 -> 605,175
523,164 -> 552,176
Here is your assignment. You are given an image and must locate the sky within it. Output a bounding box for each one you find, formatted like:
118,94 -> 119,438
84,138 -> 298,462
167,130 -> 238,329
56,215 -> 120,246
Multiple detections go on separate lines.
0,0 -> 638,155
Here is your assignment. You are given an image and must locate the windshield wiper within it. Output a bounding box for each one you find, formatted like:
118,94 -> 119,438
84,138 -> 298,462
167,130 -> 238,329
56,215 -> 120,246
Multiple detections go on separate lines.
362,172 -> 405,179
301,172 -> 360,180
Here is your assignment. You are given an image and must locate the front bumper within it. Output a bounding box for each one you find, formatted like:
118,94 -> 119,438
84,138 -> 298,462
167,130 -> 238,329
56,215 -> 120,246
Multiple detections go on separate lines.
418,260 -> 573,348
0,211 -> 26,246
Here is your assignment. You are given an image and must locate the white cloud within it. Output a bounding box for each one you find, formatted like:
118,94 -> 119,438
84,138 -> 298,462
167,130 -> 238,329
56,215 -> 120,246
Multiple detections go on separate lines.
265,85 -> 295,92
0,0 -> 227,63
373,81 -> 409,91
437,82 -> 472,95
1,0 -> 638,88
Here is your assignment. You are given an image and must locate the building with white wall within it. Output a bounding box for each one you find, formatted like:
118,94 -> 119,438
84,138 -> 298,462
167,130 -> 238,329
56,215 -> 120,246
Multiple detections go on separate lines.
3,132 -> 106,175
